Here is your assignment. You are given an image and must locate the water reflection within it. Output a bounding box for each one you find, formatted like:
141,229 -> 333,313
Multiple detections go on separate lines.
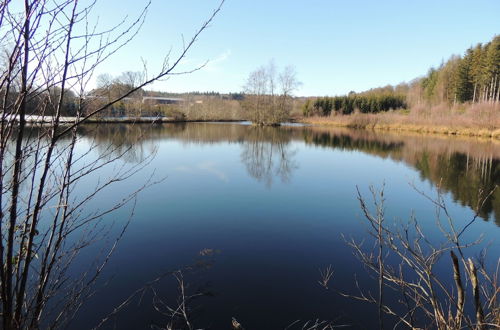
78,124 -> 159,163
303,127 -> 500,224
415,151 -> 499,222
75,123 -> 500,224
240,127 -> 297,187
80,123 -> 300,187
304,130 -> 404,155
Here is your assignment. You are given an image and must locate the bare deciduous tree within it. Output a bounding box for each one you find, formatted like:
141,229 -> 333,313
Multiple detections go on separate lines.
0,0 -> 224,328
243,61 -> 300,126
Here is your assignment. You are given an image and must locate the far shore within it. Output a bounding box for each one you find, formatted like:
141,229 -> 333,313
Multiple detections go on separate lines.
297,114 -> 500,139
83,117 -> 245,124
6,115 -> 245,125
11,113 -> 500,140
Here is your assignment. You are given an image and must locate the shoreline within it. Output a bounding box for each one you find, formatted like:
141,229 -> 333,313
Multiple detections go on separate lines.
16,115 -> 246,125
297,117 -> 500,139
17,114 -> 500,140
85,118 -> 245,124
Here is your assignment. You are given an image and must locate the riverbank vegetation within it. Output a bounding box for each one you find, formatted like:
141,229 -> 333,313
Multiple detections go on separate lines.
8,35 -> 497,133
88,78 -> 247,121
4,30 -> 498,136
300,35 -> 500,136
301,102 -> 500,138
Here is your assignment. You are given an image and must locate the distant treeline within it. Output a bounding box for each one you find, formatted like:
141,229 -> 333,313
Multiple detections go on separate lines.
302,93 -> 407,116
6,36 -> 498,120
146,90 -> 244,100
303,35 -> 499,117
418,35 -> 500,104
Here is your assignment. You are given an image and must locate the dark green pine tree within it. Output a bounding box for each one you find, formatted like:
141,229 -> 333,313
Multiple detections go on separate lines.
454,49 -> 474,102
467,45 -> 485,102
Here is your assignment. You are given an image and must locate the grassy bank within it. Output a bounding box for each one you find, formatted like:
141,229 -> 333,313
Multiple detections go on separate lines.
299,103 -> 500,139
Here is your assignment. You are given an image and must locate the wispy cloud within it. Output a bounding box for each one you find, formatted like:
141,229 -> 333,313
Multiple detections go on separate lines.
197,161 -> 228,182
204,49 -> 232,72
173,161 -> 229,182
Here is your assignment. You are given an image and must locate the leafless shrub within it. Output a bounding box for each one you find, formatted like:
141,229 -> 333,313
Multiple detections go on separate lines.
0,1 -> 224,328
333,184 -> 500,329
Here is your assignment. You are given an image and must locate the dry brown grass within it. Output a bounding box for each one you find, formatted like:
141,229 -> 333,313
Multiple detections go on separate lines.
300,102 -> 500,138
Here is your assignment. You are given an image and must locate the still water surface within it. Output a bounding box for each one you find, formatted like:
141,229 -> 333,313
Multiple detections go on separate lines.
66,123 -> 499,329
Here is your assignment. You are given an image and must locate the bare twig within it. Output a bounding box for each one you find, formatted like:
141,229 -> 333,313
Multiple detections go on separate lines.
318,265 -> 334,289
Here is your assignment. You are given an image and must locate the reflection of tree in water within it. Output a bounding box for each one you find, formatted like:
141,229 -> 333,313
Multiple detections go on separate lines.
304,130 -> 404,156
74,123 -> 500,224
81,123 -> 299,186
414,151 -> 500,223
78,124 -> 163,164
240,127 -> 297,187
304,128 -> 500,225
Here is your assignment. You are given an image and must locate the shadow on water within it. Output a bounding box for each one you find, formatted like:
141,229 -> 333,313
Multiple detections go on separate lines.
77,122 -> 500,225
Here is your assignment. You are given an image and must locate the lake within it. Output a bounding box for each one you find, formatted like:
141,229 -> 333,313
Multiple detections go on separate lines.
61,122 -> 499,329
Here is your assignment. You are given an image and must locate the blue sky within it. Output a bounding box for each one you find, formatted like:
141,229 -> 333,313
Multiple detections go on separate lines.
92,0 -> 500,96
